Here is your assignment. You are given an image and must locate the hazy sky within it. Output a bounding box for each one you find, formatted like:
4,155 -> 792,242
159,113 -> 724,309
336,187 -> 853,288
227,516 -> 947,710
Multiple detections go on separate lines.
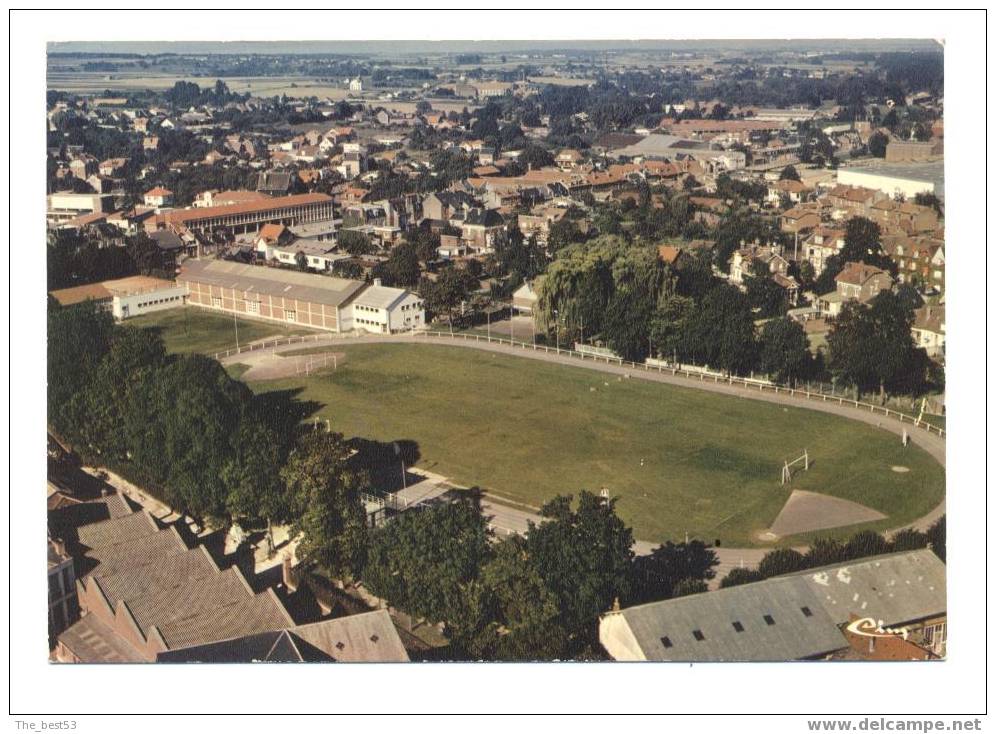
48,39 -> 941,56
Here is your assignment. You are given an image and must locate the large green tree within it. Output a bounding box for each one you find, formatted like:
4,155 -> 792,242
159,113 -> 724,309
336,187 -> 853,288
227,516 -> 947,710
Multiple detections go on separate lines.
284,430 -> 369,580
827,292 -> 926,400
524,491 -> 634,650
682,284 -> 758,375
48,301 -> 114,435
603,285 -> 654,362
449,535 -> 569,661
759,317 -> 811,385
626,540 -> 719,605
362,495 -> 492,626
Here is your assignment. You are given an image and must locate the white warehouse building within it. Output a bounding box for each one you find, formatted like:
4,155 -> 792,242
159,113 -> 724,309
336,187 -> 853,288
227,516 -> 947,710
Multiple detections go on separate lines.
346,279 -> 425,334
836,169 -> 935,200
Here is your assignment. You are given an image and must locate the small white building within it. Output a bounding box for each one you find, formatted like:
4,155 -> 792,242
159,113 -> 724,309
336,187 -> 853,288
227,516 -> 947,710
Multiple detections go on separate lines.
349,77 -> 363,92
112,282 -> 188,320
143,186 -> 174,208
347,280 -> 424,334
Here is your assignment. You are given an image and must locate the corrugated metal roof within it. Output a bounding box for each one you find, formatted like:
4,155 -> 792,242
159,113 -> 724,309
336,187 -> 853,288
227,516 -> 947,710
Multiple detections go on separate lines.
178,259 -> 366,308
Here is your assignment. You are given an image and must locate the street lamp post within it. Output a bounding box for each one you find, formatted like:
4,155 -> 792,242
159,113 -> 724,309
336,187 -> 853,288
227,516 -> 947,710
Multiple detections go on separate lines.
553,309 -> 560,352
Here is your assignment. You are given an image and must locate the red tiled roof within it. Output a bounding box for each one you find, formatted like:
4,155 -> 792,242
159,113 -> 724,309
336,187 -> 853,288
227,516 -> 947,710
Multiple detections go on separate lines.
158,193 -> 332,226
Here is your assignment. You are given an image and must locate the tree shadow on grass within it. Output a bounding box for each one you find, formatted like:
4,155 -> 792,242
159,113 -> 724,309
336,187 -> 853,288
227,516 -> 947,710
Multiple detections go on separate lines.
347,438 -> 422,493
253,387 -> 323,439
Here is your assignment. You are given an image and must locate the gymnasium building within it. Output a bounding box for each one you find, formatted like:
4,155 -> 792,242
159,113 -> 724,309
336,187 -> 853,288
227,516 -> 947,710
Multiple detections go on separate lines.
177,259 -> 424,334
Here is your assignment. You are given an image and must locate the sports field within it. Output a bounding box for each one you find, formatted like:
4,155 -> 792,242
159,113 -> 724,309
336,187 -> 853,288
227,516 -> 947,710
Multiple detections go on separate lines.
245,343 -> 944,547
124,307 -> 311,356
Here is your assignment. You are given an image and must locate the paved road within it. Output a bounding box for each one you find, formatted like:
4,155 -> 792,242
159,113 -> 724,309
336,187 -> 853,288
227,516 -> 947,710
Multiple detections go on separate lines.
223,331 -> 946,570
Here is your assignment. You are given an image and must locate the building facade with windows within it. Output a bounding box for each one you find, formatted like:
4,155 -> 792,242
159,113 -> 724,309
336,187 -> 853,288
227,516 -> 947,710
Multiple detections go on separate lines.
150,193 -> 334,236
177,260 -> 424,334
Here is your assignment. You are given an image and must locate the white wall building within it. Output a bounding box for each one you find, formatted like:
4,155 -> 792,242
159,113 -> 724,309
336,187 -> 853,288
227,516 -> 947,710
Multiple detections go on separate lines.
346,280 -> 425,334
112,284 -> 188,320
836,169 -> 935,200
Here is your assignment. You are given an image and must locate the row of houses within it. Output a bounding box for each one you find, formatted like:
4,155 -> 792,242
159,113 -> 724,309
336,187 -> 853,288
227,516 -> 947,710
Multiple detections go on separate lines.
48,484 -> 409,663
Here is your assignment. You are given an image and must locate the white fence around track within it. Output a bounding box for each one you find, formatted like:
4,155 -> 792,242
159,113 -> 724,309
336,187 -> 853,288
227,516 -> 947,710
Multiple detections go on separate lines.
413,330 -> 946,439
213,328 -> 944,439
214,333 -> 334,361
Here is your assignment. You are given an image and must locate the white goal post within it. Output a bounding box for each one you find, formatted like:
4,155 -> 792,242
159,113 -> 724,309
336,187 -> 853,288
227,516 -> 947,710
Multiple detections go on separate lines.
781,449 -> 809,485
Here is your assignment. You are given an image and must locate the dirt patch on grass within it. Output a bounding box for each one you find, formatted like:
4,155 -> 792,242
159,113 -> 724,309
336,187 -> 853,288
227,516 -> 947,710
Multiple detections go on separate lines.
240,351 -> 346,381
768,489 -> 887,537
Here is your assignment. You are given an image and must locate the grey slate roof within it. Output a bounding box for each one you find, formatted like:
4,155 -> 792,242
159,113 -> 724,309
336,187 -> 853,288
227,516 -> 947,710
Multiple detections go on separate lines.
155,610 -> 410,663
178,259 -> 367,308
788,549 -> 947,627
351,284 -> 411,311
604,550 -> 946,662
615,575 -> 845,662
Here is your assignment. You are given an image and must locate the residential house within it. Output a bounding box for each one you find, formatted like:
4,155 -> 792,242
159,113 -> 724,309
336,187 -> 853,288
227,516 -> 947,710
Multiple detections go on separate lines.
881,234 -> 945,292
825,184 -> 885,219
99,158 -> 129,177
143,186 -> 173,208
517,206 -> 568,246
869,199 -> 940,235
422,191 -> 477,222
729,243 -> 789,285
459,208 -> 506,254
912,304 -> 945,357
257,170 -> 294,196
766,178 -> 811,206
780,204 -> 822,235
555,149 -> 584,171
802,226 -> 846,277
69,156 -> 98,179
817,261 -> 894,317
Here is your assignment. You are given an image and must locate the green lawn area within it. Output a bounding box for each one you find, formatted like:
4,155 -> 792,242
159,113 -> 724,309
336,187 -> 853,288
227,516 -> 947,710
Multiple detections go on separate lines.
125,307 -> 314,356
246,343 -> 945,548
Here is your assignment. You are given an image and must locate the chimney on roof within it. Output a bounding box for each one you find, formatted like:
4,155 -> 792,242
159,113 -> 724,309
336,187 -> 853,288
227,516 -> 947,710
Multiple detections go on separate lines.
373,278 -> 382,287
282,553 -> 297,592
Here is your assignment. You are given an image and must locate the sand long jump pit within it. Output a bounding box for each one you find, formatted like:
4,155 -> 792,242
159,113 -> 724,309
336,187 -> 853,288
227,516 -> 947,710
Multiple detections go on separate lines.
765,489 -> 887,539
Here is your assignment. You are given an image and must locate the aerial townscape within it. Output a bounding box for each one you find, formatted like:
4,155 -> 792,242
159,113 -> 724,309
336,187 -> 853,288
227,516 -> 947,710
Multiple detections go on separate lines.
45,38 -> 946,665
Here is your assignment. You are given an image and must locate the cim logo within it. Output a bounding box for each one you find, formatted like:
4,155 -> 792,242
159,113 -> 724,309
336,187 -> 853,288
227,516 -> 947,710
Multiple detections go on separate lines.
845,617 -> 910,641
